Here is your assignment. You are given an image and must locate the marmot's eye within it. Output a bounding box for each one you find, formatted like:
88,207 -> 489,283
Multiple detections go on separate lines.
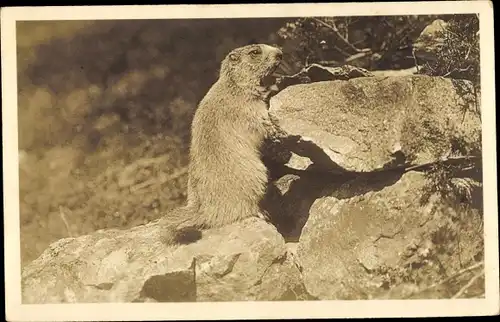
250,48 -> 261,56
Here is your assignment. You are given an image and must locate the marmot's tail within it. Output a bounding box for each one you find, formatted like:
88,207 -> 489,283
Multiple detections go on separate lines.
159,205 -> 205,245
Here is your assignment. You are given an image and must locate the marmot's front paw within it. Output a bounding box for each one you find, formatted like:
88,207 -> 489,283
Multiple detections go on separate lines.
256,210 -> 273,224
265,114 -> 289,140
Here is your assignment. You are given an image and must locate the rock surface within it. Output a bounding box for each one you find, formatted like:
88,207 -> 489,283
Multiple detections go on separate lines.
22,74 -> 484,302
22,217 -> 311,303
296,170 -> 483,300
413,19 -> 449,63
269,75 -> 481,173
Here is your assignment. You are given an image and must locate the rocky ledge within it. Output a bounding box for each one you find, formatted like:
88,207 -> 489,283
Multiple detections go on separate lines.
22,74 -> 484,302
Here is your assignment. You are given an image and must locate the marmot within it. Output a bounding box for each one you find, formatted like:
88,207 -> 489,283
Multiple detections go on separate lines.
159,43 -> 285,245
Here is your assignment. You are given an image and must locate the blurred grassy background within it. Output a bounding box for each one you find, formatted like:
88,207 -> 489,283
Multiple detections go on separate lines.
17,19 -> 288,266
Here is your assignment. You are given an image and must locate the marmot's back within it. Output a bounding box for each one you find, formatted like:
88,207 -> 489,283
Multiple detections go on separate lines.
160,44 -> 284,243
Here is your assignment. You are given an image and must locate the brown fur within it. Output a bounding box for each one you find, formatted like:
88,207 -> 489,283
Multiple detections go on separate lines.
159,44 -> 284,245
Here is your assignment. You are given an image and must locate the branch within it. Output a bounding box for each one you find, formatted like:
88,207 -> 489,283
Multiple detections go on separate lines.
331,43 -> 354,58
316,49 -> 372,66
412,50 -> 420,73
310,17 -> 365,53
464,43 -> 473,61
277,154 -> 481,180
371,66 -> 421,77
316,60 -> 341,67
59,206 -> 75,238
403,262 -> 483,299
344,50 -> 373,63
451,268 -> 485,299
402,155 -> 480,173
443,65 -> 472,78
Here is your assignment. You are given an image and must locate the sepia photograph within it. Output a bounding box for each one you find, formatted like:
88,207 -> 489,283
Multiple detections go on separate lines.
2,1 -> 498,321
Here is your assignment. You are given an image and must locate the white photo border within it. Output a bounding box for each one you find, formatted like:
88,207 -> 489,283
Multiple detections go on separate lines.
2,2 -> 498,320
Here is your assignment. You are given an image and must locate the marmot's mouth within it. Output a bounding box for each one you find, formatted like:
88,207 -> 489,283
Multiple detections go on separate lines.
261,60 -> 281,87
261,74 -> 277,87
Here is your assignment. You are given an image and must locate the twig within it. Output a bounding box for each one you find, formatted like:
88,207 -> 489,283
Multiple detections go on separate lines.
443,65 -> 472,78
316,60 -> 341,67
317,50 -> 372,66
310,17 -> 364,53
425,62 -> 436,73
58,206 -> 74,238
444,28 -> 461,40
279,155 -> 480,181
402,155 -> 480,173
451,268 -> 485,299
412,50 -> 420,73
331,43 -> 354,58
464,43 -> 473,61
344,50 -> 373,64
403,262 -> 483,299
445,60 -> 454,76
305,53 -> 311,67
461,108 -> 468,125
371,66 -> 420,77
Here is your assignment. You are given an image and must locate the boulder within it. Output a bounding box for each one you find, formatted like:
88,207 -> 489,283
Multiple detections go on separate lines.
295,170 -> 484,300
21,217 -> 311,303
263,74 -> 483,300
413,19 -> 449,63
269,75 -> 481,173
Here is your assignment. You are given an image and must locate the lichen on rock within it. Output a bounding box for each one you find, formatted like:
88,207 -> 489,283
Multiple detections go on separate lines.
22,217 -> 311,303
268,75 -> 481,173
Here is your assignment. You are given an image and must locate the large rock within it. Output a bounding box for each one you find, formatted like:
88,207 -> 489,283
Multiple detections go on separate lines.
412,19 -> 449,63
21,217 -> 311,303
264,74 -> 483,300
269,75 -> 481,173
296,170 -> 484,300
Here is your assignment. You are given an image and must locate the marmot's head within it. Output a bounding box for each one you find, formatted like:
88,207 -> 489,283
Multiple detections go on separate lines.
220,44 -> 283,88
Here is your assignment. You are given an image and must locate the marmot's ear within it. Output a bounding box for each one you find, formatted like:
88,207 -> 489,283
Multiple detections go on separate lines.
228,52 -> 239,62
